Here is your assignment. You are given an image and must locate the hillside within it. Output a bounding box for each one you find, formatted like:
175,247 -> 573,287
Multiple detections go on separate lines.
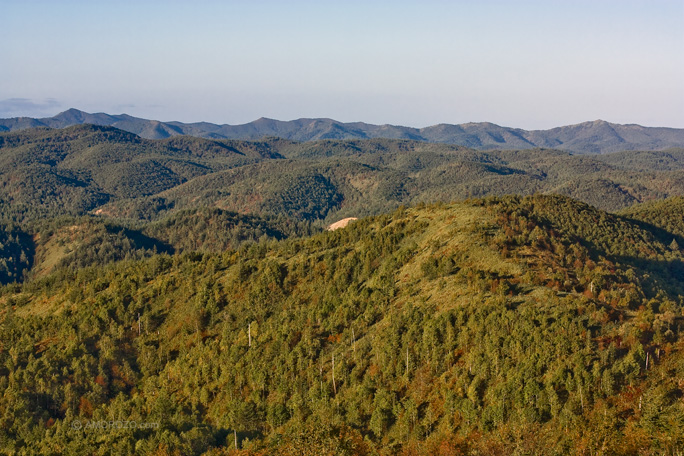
17,208 -> 318,282
0,195 -> 683,455
0,125 -> 283,222
2,126 -> 684,233
618,196 -> 684,246
2,125 -> 684,288
2,109 -> 684,154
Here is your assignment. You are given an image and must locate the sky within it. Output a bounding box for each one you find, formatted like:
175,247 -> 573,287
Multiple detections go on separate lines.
1,0 -> 683,129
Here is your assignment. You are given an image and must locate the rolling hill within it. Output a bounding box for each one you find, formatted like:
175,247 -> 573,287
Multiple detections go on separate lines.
2,125 -> 684,233
1,124 -> 684,291
1,121 -> 684,454
0,195 -> 682,454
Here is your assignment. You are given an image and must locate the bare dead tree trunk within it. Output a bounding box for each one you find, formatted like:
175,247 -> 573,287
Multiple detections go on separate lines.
352,329 -> 356,357
332,354 -> 336,395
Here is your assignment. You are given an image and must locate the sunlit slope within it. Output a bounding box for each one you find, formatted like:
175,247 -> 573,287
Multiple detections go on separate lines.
1,195 -> 682,454
619,196 -> 684,242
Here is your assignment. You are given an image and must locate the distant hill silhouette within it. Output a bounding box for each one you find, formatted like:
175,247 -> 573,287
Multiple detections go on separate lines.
2,108 -> 683,154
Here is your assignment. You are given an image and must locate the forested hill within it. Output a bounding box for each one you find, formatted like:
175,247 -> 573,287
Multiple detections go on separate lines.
3,109 -> 684,154
619,196 -> 684,241
0,194 -> 683,454
2,125 -> 684,230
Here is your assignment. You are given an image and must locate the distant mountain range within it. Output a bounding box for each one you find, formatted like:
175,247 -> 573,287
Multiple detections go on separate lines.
2,108 -> 684,154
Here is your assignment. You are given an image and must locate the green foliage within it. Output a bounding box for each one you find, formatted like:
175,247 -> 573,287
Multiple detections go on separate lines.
142,207 -> 316,252
1,196 -> 683,454
619,196 -> 684,245
2,125 -> 684,453
0,224 -> 32,283
0,125 -> 277,222
2,126 -> 684,230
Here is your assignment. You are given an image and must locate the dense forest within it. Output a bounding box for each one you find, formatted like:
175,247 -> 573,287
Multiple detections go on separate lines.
0,194 -> 683,454
2,126 -> 684,229
1,126 -> 683,454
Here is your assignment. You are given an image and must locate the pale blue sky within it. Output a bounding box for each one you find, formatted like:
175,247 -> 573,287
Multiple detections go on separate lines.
2,0 -> 683,128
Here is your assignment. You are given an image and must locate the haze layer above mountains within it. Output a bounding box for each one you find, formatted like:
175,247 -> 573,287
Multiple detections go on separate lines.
3,108 -> 684,154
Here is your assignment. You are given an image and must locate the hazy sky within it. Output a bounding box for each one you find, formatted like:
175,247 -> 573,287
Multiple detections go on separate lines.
2,0 -> 683,128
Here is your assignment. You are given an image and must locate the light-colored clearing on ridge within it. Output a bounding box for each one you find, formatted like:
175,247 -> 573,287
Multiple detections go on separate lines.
327,217 -> 358,231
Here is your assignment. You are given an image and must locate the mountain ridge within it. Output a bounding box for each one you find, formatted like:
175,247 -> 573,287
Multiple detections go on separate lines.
2,124 -> 684,227
2,108 -> 684,154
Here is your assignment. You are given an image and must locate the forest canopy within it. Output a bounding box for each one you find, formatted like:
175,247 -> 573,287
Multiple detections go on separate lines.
0,194 -> 683,454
